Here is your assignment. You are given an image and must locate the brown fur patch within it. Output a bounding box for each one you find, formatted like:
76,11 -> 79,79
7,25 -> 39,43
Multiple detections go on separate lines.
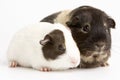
41,30 -> 66,60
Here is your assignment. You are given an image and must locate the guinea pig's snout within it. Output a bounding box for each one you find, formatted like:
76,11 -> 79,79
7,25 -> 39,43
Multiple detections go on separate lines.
95,42 -> 105,51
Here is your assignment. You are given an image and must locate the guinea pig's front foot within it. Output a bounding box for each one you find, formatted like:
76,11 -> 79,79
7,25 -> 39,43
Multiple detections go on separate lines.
9,61 -> 18,68
40,67 -> 52,72
100,62 -> 109,67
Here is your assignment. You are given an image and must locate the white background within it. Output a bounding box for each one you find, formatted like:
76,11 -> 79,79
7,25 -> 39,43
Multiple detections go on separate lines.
0,0 -> 120,80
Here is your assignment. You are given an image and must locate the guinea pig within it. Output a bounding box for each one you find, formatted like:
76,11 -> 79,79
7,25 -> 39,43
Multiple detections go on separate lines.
7,22 -> 80,71
40,6 -> 115,68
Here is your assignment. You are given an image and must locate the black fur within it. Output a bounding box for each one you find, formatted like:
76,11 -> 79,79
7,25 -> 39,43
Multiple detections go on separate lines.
66,6 -> 115,68
41,12 -> 61,23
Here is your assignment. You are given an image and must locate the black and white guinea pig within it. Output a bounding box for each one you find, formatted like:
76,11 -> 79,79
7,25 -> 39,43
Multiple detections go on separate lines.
40,6 -> 116,68
7,22 -> 80,71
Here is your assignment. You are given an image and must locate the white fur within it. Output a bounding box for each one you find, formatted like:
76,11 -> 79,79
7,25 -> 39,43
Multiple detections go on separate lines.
54,10 -> 71,27
7,22 -> 80,71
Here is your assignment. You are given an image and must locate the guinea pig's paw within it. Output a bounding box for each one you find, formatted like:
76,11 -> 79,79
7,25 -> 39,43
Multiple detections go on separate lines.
101,62 -> 109,67
39,67 -> 52,72
9,61 -> 18,68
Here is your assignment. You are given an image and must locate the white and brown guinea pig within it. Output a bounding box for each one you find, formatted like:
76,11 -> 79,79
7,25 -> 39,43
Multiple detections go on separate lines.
7,22 -> 80,71
40,6 -> 116,68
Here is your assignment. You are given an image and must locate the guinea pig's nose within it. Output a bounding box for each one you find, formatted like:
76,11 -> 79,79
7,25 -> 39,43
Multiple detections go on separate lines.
95,42 -> 104,48
70,57 -> 79,65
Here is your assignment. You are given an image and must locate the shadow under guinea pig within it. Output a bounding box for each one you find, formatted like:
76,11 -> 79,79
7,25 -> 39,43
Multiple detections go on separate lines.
40,5 -> 116,68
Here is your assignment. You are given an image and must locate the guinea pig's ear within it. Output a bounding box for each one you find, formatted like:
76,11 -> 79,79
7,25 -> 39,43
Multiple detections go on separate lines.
107,18 -> 115,29
66,16 -> 79,27
40,35 -> 52,46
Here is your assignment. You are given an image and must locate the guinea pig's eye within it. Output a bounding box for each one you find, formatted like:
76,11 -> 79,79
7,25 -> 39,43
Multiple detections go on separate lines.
58,45 -> 65,52
81,23 -> 91,33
